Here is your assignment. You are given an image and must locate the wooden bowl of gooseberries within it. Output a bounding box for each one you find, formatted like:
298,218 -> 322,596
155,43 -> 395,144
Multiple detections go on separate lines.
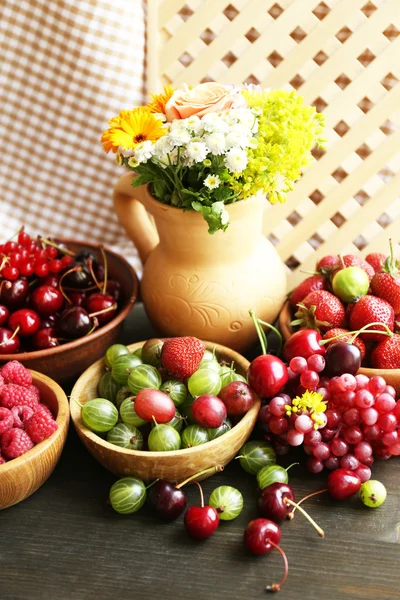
0,370 -> 70,510
70,340 -> 261,483
279,300 -> 400,394
0,239 -> 138,384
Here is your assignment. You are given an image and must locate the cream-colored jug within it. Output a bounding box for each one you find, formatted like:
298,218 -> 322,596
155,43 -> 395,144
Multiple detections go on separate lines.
114,173 -> 286,351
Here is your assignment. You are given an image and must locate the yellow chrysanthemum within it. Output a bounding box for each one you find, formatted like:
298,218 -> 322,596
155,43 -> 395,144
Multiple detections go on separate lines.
285,390 -> 327,429
147,85 -> 175,114
101,108 -> 166,153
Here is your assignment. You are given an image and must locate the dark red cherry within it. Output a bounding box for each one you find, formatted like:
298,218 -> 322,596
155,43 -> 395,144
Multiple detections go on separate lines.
0,305 -> 9,327
327,468 -> 361,500
58,306 -> 91,338
32,286 -> 64,316
85,293 -> 117,324
39,315 -> 57,329
62,265 -> 92,289
184,506 -> 219,539
248,355 -> 288,398
283,328 -> 325,361
104,280 -> 121,301
32,327 -> 59,350
0,279 -> 29,308
42,275 -> 59,288
0,328 -> 20,354
147,480 -> 187,520
8,309 -> 41,337
257,483 -> 295,522
69,291 -> 86,307
243,518 -> 281,555
324,342 -> 361,377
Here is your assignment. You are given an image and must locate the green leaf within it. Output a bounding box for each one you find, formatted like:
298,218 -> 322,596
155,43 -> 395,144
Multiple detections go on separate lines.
152,180 -> 168,199
191,201 -> 203,212
131,172 -> 154,187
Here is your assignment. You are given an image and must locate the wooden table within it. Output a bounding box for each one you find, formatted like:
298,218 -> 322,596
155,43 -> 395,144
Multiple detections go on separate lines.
1,304 -> 400,600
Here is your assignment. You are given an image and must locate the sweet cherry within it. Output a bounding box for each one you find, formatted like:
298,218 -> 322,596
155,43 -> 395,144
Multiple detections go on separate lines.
248,355 -> 288,399
0,327 -> 20,354
184,482 -> 219,539
8,308 -> 41,337
244,518 -> 288,592
283,328 -> 325,361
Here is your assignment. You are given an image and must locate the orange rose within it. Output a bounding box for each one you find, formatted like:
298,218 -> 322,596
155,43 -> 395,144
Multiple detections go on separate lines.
165,83 -> 237,121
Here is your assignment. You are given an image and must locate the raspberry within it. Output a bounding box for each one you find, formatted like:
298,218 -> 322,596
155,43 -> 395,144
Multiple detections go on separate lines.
28,384 -> 41,403
0,452 -> 6,464
0,407 -> 13,435
1,428 -> 34,458
25,411 -> 58,443
0,374 -> 4,394
1,360 -> 32,387
0,384 -> 39,410
35,404 -> 54,418
11,405 -> 35,429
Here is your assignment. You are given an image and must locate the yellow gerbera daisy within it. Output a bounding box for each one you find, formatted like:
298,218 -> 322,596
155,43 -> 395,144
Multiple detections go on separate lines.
147,85 -> 175,115
101,108 -> 166,153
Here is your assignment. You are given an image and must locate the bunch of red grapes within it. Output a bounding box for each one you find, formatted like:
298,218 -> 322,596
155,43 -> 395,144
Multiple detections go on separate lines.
0,230 -> 121,354
260,349 -> 400,482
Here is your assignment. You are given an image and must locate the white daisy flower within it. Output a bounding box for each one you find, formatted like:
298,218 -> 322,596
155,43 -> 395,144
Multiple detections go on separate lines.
185,115 -> 202,133
225,131 -> 250,150
225,148 -> 248,172
153,136 -> 175,158
201,113 -> 229,133
186,141 -> 208,163
204,132 -> 226,155
168,128 -> 191,146
204,174 -> 221,189
119,146 -> 135,157
134,140 -> 154,163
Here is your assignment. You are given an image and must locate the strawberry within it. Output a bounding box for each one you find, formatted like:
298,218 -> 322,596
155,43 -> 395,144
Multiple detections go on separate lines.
370,334 -> 400,369
345,302 -> 355,327
365,252 -> 386,274
161,336 -> 205,379
349,295 -> 394,342
334,255 -> 375,281
322,328 -> 366,360
316,255 -> 339,277
289,275 -> 328,307
292,290 -> 345,333
370,241 -> 400,314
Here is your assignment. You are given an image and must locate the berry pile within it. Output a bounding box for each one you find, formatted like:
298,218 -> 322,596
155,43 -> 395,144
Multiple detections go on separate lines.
0,361 -> 58,463
288,244 -> 400,369
0,229 -> 121,354
79,336 -> 256,451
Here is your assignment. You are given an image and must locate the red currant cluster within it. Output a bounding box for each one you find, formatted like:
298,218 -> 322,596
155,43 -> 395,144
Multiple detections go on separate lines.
0,230 -> 121,354
260,352 -> 400,482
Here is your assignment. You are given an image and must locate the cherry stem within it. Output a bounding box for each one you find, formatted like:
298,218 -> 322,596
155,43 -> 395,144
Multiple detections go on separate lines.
100,246 -> 108,295
285,462 -> 299,472
319,322 -> 393,346
0,325 -> 20,346
175,465 -> 224,489
194,481 -> 204,508
283,498 -> 325,537
87,259 -> 103,293
257,319 -> 283,355
288,488 -> 328,519
71,397 -> 84,408
59,266 -> 84,305
265,540 -> 289,593
145,478 -> 160,490
40,238 -> 75,257
249,308 -> 267,355
85,317 -> 99,337
88,303 -> 117,319
6,226 -> 24,243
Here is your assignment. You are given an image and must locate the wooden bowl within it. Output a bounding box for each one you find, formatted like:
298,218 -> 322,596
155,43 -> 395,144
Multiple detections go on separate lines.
70,341 -> 261,482
0,370 -> 70,509
278,300 -> 400,393
0,240 -> 139,384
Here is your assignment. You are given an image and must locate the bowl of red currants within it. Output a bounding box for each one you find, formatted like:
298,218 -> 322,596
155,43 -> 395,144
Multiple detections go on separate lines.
0,232 -> 138,384
0,361 -> 70,509
70,338 -> 261,482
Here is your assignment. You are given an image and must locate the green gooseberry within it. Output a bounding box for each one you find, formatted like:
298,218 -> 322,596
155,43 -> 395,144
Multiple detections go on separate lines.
257,463 -> 298,490
160,380 -> 188,406
181,425 -> 209,448
107,423 -> 143,450
332,266 -> 369,303
104,344 -> 130,368
97,372 -> 120,404
109,477 -> 146,514
360,480 -> 387,508
209,486 -> 243,520
81,398 -> 118,433
148,424 -> 181,451
237,441 -> 276,475
207,419 -> 232,440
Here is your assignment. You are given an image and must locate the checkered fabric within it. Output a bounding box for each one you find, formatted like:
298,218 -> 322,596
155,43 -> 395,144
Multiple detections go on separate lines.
0,0 -> 145,275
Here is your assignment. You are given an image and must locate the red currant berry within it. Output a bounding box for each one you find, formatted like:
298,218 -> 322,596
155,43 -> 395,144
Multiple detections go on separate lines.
2,266 -> 19,281
35,263 -> 50,278
17,231 -> 31,246
49,259 -> 63,274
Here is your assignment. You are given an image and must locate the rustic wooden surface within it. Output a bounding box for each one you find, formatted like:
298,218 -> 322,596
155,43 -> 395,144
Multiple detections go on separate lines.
1,303 -> 400,600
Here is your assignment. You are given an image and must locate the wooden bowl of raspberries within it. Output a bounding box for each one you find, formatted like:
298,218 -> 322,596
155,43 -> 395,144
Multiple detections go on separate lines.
70,338 -> 261,483
0,361 -> 70,509
278,249 -> 400,393
0,232 -> 138,384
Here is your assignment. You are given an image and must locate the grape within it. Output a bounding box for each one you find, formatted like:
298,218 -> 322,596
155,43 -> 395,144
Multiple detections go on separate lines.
115,386 -> 131,409
257,464 -> 293,489
338,374 -> 356,392
119,397 -> 146,427
368,376 -> 386,396
355,374 -> 369,389
360,407 -> 378,426
375,393 -> 396,413
307,456 -> 324,473
315,412 -> 327,429
104,344 -> 129,368
355,389 -> 374,409
312,442 -> 330,460
135,389 -> 176,423
160,380 -> 188,406
268,416 -> 289,435
300,370 -> 319,389
340,454 -> 359,470
360,480 -> 387,508
287,429 -> 304,446
324,456 -> 340,471
188,368 -> 222,397
141,338 -> 163,367
269,396 -> 286,417
148,424 -> 181,451
107,423 -> 143,450
384,385 -> 396,398
209,486 -> 243,520
81,398 -> 118,433
355,465 -> 371,483
353,440 -> 373,462
294,414 -> 313,433
127,364 -> 162,395
98,372 -> 120,404
111,354 -> 142,385
377,412 -> 397,432
363,424 -> 382,441
343,426 -> 362,445
238,441 -> 276,475
289,357 -> 307,374
330,438 -> 349,457
181,425 -> 209,448
307,354 -> 325,373
304,430 -> 322,446
390,442 -> 400,456
320,427 -> 336,442
382,430 -> 398,446
342,408 -> 360,426
109,477 -> 146,514
207,419 -> 231,440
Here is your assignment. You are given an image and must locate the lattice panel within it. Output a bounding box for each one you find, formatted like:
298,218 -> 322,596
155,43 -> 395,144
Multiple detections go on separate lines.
147,0 -> 400,286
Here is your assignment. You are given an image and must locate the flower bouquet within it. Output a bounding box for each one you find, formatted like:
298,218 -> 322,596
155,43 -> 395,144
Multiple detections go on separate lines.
102,83 -> 325,234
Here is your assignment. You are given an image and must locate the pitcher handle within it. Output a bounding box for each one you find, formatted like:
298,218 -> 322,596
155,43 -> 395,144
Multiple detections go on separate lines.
113,172 -> 159,265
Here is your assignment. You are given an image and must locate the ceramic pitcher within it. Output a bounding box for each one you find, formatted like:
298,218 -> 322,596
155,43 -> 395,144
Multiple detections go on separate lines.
113,173 -> 287,351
